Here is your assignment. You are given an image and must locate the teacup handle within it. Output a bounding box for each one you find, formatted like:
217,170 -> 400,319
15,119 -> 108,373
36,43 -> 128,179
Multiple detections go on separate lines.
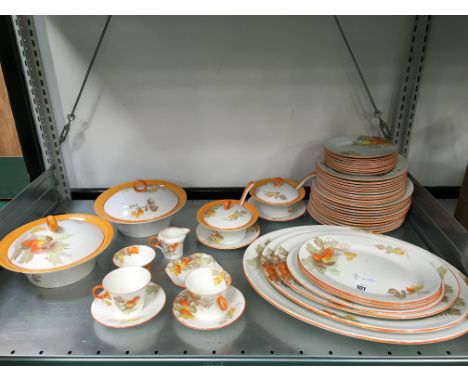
92,284 -> 110,300
295,171 -> 316,190
216,295 -> 229,311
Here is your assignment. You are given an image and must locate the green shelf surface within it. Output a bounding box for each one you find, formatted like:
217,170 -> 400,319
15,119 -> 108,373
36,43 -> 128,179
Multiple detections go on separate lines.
0,157 -> 29,199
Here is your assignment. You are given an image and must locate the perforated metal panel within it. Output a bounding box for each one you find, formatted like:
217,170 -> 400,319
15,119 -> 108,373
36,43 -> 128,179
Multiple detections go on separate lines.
11,15 -> 70,200
392,16 -> 432,157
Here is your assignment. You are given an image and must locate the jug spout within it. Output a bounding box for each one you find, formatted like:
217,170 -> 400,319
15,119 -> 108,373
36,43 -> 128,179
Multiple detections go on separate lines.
158,226 -> 190,241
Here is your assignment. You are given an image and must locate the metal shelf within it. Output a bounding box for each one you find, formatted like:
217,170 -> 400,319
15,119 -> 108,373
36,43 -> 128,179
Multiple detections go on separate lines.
0,198 -> 467,365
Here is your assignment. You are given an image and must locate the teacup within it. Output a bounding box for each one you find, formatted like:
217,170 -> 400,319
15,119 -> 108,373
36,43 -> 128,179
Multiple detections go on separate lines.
184,267 -> 232,321
112,245 -> 156,270
92,266 -> 151,316
148,227 -> 190,260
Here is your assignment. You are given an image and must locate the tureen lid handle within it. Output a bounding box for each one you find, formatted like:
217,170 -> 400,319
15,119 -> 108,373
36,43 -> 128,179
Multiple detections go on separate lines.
133,179 -> 148,192
239,181 -> 255,207
46,215 -> 58,232
295,171 -> 316,190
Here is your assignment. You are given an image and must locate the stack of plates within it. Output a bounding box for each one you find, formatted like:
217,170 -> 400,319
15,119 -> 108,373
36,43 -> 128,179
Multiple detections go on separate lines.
243,226 -> 468,344
324,136 -> 398,175
308,136 -> 412,233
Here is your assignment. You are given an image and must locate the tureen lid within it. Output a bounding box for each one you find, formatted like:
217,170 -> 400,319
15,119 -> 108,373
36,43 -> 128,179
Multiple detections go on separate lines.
254,177 -> 300,204
197,200 -> 258,231
0,214 -> 113,274
94,179 -> 187,224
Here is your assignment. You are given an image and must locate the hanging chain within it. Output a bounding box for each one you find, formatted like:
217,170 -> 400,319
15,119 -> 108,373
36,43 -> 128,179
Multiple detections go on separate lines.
59,15 -> 112,145
333,16 -> 392,140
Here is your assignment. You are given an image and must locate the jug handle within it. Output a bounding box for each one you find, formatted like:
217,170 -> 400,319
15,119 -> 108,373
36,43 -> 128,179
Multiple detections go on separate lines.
239,181 -> 255,207
147,236 -> 161,248
295,172 -> 316,190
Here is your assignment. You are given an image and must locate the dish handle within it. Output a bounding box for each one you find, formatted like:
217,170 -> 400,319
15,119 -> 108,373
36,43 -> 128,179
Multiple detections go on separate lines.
133,179 -> 148,192
295,172 -> 316,190
46,215 -> 58,232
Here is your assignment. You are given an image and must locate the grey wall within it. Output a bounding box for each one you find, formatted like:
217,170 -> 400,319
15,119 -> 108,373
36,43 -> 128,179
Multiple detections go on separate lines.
408,16 -> 468,186
36,15 -> 426,188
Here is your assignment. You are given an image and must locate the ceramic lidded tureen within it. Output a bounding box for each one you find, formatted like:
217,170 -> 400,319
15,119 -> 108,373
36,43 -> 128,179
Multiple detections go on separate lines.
94,179 -> 187,237
196,182 -> 259,245
249,173 -> 315,220
252,177 -> 301,205
0,214 -> 113,288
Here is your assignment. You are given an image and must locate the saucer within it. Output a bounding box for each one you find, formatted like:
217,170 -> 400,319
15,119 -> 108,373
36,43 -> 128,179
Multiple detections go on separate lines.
173,286 -> 245,330
196,223 -> 260,250
112,245 -> 156,268
249,198 -> 306,222
91,282 -> 166,328
165,253 -> 223,287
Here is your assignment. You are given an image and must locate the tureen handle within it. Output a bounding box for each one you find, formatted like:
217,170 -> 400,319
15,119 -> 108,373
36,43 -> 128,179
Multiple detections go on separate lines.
133,179 -> 148,192
272,177 -> 284,187
239,181 -> 255,207
46,215 -> 58,232
295,171 -> 316,190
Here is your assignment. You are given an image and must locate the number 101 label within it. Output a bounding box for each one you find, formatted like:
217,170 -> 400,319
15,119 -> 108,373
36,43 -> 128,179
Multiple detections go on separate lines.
354,272 -> 375,293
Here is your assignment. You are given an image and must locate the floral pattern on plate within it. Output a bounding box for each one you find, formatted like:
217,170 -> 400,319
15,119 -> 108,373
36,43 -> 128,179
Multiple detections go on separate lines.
352,136 -> 393,147
387,285 -> 428,299
10,229 -> 72,265
301,236 -> 357,275
376,244 -> 407,256
113,246 -> 140,267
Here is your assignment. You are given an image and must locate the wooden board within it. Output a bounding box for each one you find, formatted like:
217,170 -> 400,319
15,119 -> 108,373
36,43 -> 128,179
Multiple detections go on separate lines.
0,63 -> 22,157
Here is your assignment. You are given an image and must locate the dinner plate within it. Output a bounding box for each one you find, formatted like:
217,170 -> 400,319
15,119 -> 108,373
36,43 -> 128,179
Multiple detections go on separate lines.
243,226 -> 468,344
324,136 -> 398,158
317,157 -> 408,182
297,233 -> 442,309
275,233 -> 458,320
261,233 -> 465,333
307,203 -> 407,234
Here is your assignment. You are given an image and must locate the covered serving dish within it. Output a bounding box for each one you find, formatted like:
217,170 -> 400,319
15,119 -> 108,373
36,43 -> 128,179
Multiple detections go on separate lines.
249,173 -> 315,218
0,214 -> 113,288
94,179 -> 187,237
196,182 -> 258,245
